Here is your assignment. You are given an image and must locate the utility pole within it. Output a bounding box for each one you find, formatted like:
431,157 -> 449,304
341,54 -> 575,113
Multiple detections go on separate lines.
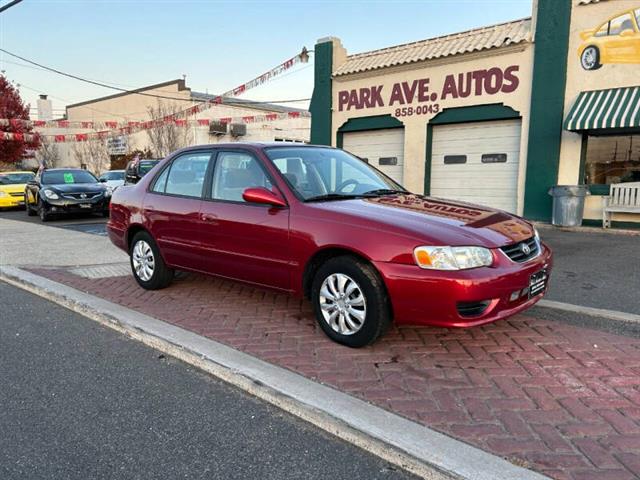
0,0 -> 24,14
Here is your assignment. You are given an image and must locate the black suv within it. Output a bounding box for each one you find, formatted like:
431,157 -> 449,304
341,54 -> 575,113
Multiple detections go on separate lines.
25,168 -> 111,222
125,159 -> 160,185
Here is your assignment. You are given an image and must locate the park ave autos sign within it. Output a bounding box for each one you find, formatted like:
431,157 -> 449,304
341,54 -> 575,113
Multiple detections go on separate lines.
337,65 -> 520,117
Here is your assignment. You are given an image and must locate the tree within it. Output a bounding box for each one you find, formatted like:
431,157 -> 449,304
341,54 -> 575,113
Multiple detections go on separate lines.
34,136 -> 61,169
72,137 -> 110,175
0,75 -> 40,162
145,101 -> 192,157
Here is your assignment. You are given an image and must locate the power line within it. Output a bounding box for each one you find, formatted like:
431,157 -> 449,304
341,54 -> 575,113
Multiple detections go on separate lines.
0,0 -> 24,14
0,47 -> 311,108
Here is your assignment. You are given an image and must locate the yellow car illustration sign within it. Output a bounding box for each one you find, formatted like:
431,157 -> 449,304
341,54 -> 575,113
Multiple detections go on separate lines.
578,7 -> 640,70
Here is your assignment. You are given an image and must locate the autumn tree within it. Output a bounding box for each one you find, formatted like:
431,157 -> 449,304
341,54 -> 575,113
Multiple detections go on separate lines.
0,75 -> 40,162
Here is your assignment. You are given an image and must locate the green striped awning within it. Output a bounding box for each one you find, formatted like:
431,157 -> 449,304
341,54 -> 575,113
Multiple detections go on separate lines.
564,86 -> 640,132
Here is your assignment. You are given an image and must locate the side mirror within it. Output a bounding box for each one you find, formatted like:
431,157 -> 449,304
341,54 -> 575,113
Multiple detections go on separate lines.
620,29 -> 635,37
99,178 -> 107,183
242,187 -> 287,208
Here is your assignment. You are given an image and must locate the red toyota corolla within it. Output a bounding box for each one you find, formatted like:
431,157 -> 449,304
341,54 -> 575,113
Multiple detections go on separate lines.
107,143 -> 552,347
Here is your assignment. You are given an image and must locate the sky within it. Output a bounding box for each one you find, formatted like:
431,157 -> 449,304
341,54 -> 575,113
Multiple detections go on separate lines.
0,0 -> 533,120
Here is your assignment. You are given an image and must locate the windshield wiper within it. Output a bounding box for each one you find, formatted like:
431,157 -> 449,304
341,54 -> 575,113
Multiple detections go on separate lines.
362,188 -> 407,197
305,193 -> 364,202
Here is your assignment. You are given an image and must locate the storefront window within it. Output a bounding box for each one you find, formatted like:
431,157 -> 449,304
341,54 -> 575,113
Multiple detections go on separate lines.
584,135 -> 640,185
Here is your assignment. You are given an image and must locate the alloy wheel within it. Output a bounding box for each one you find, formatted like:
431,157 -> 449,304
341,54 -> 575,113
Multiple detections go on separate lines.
318,273 -> 367,335
132,240 -> 155,282
581,47 -> 597,70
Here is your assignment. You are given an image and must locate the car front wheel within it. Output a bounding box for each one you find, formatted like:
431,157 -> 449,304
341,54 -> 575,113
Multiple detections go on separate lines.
311,256 -> 391,348
129,231 -> 173,290
38,200 -> 51,222
26,199 -> 36,216
581,46 -> 601,70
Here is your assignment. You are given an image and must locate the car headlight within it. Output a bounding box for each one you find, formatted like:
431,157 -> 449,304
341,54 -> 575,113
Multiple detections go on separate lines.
414,246 -> 494,270
0,191 -> 8,198
42,189 -> 59,200
104,186 -> 113,197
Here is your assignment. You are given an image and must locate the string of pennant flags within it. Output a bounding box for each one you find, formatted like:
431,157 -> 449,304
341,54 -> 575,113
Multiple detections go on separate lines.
0,48 -> 310,143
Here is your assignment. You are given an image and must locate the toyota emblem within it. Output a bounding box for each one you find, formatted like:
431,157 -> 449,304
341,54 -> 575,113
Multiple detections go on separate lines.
80,193 -> 87,199
520,242 -> 531,255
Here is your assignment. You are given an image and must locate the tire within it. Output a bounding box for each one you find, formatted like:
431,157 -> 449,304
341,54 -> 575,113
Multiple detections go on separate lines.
581,46 -> 601,71
26,199 -> 36,216
129,231 -> 173,290
311,255 -> 391,348
38,200 -> 51,222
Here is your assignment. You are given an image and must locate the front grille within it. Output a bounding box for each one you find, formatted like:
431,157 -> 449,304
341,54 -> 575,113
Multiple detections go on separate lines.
457,300 -> 491,318
63,192 -> 101,200
500,236 -> 539,263
9,192 -> 24,197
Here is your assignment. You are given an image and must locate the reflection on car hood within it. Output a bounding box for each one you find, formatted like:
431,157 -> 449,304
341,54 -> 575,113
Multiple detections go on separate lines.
45,183 -> 106,194
312,194 -> 534,248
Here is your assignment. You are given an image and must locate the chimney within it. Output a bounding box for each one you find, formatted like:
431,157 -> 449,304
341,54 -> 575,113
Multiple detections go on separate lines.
37,94 -> 53,121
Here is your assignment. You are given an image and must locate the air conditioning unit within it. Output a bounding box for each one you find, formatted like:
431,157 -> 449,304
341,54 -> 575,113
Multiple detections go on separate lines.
209,121 -> 227,136
230,123 -> 247,137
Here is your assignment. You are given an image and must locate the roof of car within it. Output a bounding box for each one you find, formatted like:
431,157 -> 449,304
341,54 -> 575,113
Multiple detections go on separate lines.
0,171 -> 34,174
42,168 -> 89,171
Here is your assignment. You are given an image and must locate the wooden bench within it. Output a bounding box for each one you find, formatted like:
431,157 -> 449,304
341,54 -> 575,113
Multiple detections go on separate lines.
602,182 -> 640,228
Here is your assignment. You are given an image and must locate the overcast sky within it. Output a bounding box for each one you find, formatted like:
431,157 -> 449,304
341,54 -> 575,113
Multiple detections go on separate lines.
0,0 -> 532,119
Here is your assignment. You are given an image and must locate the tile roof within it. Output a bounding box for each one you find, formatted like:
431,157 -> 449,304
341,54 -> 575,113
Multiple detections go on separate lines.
333,18 -> 532,77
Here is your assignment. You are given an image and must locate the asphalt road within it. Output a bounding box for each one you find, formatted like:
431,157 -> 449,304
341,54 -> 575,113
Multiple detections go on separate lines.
0,207 -> 108,236
0,282 -> 414,480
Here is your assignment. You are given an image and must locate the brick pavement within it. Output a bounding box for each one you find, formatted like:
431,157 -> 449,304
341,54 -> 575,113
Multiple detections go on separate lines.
29,267 -> 640,480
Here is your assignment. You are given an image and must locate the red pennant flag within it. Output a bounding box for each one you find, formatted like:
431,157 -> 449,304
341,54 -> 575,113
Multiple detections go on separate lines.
242,116 -> 255,123
75,133 -> 88,142
10,119 -> 23,128
54,135 -> 66,143
197,119 -> 209,126
81,122 -> 93,129
288,111 -> 301,118
13,132 -> 24,142
57,120 -> 69,128
175,119 -> 186,127
105,121 -> 117,129
220,117 -> 232,124
265,113 -> 278,121
33,120 -> 46,127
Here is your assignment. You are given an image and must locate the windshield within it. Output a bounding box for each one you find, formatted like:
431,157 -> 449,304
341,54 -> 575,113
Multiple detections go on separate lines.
100,171 -> 124,181
0,172 -> 34,185
42,170 -> 98,185
139,160 -> 159,175
265,147 -> 405,201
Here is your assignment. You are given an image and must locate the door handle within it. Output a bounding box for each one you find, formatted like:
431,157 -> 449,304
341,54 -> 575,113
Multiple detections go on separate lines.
200,213 -> 217,222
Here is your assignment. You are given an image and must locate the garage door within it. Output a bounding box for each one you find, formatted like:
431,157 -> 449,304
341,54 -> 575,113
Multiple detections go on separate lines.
431,119 -> 521,213
342,128 -> 404,185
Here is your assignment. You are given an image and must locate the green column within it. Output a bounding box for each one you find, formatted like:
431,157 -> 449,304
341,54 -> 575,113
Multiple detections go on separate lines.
309,39 -> 333,145
523,0 -> 572,221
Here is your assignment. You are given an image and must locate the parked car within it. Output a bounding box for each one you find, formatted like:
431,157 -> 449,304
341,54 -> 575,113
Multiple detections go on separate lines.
25,168 -> 111,222
578,7 -> 640,70
0,171 -> 35,209
124,159 -> 160,185
107,143 -> 553,347
98,169 -> 126,191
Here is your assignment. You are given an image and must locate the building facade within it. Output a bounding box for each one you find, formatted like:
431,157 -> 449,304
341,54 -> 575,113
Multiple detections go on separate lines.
310,0 -> 640,227
44,79 -> 310,171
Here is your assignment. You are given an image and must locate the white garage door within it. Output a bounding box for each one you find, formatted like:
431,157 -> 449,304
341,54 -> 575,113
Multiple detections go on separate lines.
431,119 -> 521,213
342,128 -> 404,185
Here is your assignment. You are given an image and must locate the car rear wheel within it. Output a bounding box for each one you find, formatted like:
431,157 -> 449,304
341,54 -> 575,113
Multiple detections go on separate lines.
26,199 -> 36,216
581,46 -> 601,70
311,256 -> 391,348
130,231 -> 173,290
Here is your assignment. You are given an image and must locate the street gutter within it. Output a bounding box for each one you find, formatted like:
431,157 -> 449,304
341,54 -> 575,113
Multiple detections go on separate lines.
0,265 -> 550,480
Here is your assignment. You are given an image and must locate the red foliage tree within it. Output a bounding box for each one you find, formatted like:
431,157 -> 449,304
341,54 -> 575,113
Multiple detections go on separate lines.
0,75 -> 40,163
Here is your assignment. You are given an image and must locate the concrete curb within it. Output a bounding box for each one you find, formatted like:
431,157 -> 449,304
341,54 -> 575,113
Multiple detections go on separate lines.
538,299 -> 640,325
0,265 -> 550,480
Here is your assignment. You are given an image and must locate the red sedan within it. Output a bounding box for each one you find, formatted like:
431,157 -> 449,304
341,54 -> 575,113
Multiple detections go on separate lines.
107,143 -> 552,347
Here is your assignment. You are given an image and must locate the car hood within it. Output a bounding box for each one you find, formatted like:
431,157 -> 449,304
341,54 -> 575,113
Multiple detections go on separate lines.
310,194 -> 534,248
46,183 -> 106,194
0,184 -> 27,194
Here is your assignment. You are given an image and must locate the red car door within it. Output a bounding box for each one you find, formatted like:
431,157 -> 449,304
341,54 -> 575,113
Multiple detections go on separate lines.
143,150 -> 213,271
198,149 -> 291,290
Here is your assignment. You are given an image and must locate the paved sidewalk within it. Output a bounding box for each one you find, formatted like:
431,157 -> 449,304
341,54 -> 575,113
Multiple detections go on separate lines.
26,266 -> 640,480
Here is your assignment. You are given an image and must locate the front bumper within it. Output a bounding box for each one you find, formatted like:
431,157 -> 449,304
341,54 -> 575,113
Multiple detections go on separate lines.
0,194 -> 25,208
42,196 -> 109,215
375,242 -> 553,327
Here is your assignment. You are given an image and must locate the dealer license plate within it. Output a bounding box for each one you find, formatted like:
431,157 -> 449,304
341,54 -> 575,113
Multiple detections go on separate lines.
529,269 -> 548,298
79,203 -> 92,209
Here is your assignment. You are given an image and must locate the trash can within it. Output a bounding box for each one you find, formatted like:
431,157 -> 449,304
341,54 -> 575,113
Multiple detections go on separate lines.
548,185 -> 590,227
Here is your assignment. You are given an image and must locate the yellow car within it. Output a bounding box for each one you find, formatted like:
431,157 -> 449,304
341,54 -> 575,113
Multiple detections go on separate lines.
0,171 -> 35,209
578,8 -> 640,70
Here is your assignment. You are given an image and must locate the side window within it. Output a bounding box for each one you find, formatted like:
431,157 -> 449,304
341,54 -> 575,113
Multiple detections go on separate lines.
595,22 -> 609,37
159,153 -> 211,198
609,14 -> 633,36
211,152 -> 272,202
151,167 -> 169,193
